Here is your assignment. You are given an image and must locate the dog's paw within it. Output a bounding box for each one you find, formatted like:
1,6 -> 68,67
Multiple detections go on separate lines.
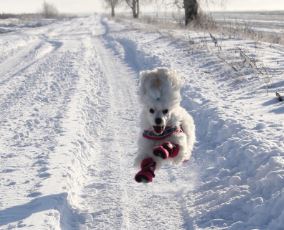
153,145 -> 169,159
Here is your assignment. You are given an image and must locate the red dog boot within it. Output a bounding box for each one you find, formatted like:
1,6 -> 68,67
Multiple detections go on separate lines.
153,145 -> 169,159
161,142 -> 180,158
135,158 -> 156,183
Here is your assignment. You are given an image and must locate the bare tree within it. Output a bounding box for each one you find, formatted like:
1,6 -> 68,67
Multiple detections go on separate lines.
173,0 -> 198,25
181,0 -> 226,25
184,0 -> 198,25
125,0 -> 140,18
42,1 -> 59,18
105,0 -> 121,17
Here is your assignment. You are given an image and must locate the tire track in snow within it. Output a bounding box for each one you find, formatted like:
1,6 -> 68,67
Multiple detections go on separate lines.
0,19 -> 86,228
73,17 -> 197,230
0,28 -> 67,118
74,34 -> 134,229
0,49 -> 79,202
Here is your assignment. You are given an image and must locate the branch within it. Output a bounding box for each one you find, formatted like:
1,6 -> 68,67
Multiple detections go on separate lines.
173,0 -> 183,9
125,0 -> 134,9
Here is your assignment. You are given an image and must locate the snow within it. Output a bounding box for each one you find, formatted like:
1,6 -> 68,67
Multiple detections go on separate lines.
0,14 -> 284,229
0,18 -> 56,34
212,11 -> 284,35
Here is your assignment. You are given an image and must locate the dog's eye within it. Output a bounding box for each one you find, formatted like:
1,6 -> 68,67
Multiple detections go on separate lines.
149,108 -> 155,114
162,109 -> 168,114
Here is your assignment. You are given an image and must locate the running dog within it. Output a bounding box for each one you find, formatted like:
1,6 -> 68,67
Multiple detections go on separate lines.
135,67 -> 196,183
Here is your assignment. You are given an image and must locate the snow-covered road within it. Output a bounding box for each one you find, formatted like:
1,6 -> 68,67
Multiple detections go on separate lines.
0,15 -> 284,229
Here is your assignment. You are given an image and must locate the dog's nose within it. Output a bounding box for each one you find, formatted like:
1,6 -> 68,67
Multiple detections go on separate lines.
155,118 -> 162,125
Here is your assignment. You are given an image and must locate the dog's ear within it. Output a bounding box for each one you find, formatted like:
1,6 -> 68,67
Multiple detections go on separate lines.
166,69 -> 182,92
139,70 -> 163,102
139,70 -> 149,97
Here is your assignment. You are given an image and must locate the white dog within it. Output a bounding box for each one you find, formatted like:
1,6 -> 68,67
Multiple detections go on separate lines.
134,67 -> 196,183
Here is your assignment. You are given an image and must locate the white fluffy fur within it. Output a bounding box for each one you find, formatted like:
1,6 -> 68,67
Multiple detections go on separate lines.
135,67 -> 196,169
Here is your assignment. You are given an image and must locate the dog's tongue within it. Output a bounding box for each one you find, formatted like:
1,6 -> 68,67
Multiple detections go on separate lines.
153,126 -> 164,134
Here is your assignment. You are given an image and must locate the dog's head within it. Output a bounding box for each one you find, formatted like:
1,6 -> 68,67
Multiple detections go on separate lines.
139,67 -> 182,134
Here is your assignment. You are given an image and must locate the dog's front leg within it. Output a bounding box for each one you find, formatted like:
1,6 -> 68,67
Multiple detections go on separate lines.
170,134 -> 189,164
135,137 -> 162,183
153,142 -> 180,159
134,137 -> 154,167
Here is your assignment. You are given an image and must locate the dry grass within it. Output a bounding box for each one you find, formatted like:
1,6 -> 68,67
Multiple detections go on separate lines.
115,11 -> 284,45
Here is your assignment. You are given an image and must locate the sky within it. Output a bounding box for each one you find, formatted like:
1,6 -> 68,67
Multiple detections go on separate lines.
0,0 -> 284,14
0,0 -> 104,14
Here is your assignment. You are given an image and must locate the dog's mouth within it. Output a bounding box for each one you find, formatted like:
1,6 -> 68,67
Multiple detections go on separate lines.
153,126 -> 165,134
